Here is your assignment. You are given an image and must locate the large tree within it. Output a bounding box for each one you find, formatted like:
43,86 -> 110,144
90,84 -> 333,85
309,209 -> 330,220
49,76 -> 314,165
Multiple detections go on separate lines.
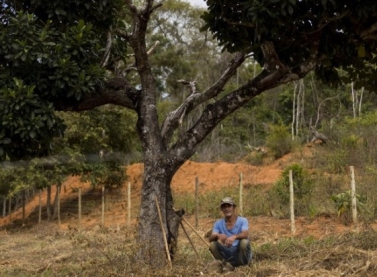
1,0 -> 377,268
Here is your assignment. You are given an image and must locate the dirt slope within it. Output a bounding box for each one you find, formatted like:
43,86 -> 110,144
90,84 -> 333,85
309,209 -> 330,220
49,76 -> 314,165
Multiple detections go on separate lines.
1,144 -> 362,240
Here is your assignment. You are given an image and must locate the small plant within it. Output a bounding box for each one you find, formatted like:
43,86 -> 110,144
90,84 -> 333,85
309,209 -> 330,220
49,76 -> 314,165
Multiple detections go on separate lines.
331,190 -> 365,223
271,164 -> 314,216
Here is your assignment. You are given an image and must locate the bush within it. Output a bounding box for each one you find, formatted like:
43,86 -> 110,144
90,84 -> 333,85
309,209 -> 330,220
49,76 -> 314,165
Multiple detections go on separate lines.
331,190 -> 365,224
265,124 -> 293,159
271,164 -> 314,216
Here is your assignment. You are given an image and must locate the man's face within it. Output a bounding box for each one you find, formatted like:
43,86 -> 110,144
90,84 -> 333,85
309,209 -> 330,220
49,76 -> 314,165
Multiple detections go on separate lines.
220,203 -> 235,217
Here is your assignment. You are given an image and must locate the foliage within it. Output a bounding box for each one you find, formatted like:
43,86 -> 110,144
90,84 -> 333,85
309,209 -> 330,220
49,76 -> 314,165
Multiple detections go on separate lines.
0,79 -> 65,160
265,124 -> 293,159
57,107 -> 139,157
272,164 -> 314,215
0,152 -> 86,198
202,0 -> 377,91
0,1 -> 126,161
80,158 -> 127,189
314,111 -> 377,174
331,190 -> 365,219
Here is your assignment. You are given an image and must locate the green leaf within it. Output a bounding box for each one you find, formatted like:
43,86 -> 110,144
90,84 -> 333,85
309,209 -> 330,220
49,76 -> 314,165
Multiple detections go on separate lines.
78,19 -> 85,30
1,138 -> 11,144
11,43 -> 20,50
288,5 -> 293,15
55,8 -> 66,16
29,130 -> 37,139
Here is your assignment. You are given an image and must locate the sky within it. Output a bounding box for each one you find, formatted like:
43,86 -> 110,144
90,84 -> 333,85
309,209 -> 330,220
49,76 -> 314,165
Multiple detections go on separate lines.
185,0 -> 206,8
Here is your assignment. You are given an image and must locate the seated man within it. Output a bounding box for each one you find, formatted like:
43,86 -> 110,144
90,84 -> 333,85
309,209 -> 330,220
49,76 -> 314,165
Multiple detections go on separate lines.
208,197 -> 252,267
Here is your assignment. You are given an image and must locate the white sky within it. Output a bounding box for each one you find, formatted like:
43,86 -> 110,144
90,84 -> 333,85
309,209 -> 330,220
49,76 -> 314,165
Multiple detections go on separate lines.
184,0 -> 207,8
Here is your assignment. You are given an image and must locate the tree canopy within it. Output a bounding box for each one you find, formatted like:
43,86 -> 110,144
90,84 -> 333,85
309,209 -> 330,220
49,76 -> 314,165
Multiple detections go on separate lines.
0,0 -> 127,160
202,0 -> 377,90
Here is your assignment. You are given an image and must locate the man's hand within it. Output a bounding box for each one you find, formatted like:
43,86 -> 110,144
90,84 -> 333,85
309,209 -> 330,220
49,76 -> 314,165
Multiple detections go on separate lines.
224,235 -> 236,247
217,234 -> 236,247
217,234 -> 227,244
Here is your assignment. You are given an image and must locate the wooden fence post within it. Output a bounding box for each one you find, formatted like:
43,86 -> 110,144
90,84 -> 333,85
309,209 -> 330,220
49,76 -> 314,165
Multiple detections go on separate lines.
239,172 -> 243,216
38,190 -> 42,224
22,190 -> 25,224
101,186 -> 105,226
195,176 -> 199,228
78,188 -> 82,229
350,166 -> 357,224
127,182 -> 131,227
57,185 -> 61,228
3,196 -> 6,218
289,170 -> 296,234
8,196 -> 11,221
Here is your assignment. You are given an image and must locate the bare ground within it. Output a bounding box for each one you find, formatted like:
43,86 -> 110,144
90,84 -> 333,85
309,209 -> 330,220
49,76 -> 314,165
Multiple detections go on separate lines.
1,145 -> 377,276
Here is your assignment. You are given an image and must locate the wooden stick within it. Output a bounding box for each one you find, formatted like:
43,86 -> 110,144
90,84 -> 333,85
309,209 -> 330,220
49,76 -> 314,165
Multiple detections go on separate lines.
182,217 -> 210,247
155,196 -> 172,268
180,222 -> 199,259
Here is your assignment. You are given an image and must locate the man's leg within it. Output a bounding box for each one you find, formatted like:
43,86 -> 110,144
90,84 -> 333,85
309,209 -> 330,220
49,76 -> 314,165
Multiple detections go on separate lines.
209,241 -> 224,260
209,241 -> 235,262
236,239 -> 252,266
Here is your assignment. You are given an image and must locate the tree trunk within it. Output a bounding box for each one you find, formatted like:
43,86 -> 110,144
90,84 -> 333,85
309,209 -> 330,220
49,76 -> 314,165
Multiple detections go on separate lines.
137,159 -> 183,268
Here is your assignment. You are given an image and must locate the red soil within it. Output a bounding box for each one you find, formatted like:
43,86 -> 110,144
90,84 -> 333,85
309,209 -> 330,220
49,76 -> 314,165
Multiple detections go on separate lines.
1,145 -> 365,239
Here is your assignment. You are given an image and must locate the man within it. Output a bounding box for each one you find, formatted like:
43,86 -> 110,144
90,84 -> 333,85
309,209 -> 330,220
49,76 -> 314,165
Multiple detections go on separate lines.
208,197 -> 252,267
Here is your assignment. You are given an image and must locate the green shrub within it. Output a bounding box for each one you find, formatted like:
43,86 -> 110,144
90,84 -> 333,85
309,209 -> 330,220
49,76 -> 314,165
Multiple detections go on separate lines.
331,190 -> 365,224
244,151 -> 266,166
271,164 -> 314,216
265,124 -> 293,159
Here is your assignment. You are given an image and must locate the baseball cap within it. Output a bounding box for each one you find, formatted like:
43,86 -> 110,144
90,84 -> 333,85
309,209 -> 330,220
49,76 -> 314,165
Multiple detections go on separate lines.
220,197 -> 236,207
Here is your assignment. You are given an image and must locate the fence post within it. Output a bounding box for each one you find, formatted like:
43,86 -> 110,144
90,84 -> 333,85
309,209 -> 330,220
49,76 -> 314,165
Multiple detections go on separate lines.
57,185 -> 61,228
101,186 -> 105,226
78,188 -> 82,229
38,190 -> 42,224
195,176 -> 199,228
289,170 -> 296,234
350,166 -> 357,224
22,190 -> 25,224
2,196 -> 6,218
127,182 -> 131,227
239,173 -> 243,216
8,196 -> 11,221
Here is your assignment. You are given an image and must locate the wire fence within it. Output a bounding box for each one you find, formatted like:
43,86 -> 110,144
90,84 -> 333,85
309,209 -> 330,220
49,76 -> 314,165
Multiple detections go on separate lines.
1,165 -> 377,231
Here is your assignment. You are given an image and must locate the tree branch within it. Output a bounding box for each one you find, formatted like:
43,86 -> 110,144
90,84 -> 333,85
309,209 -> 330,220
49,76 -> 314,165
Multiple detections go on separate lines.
160,52 -> 247,145
168,47 -> 318,160
100,31 -> 112,67
115,28 -> 130,40
55,82 -> 139,112
125,0 -> 138,16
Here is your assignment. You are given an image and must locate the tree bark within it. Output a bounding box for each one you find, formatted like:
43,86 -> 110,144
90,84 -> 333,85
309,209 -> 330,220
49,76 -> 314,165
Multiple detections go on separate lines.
137,157 -> 183,267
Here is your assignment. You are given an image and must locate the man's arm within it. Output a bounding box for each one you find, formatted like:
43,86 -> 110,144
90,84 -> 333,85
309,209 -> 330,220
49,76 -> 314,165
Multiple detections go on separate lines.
235,229 -> 249,240
223,229 -> 249,246
208,232 -> 218,242
209,232 -> 227,242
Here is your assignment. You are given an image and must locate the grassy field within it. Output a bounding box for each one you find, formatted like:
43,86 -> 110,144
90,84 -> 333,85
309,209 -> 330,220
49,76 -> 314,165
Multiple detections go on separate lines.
1,218 -> 377,277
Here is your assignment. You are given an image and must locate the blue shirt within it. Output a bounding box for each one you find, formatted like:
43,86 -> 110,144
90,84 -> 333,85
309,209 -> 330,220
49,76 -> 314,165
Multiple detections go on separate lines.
213,216 -> 249,247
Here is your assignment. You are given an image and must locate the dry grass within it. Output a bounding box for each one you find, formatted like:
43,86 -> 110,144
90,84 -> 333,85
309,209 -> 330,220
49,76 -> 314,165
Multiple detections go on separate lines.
1,221 -> 377,277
